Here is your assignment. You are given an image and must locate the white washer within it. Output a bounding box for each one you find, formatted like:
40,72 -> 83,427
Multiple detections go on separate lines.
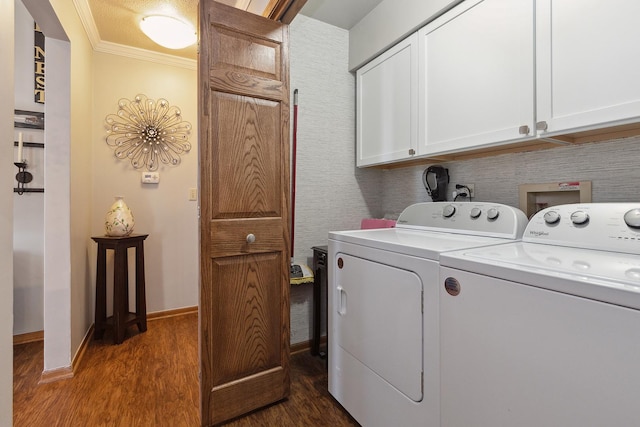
439,203 -> 640,427
328,202 -> 528,427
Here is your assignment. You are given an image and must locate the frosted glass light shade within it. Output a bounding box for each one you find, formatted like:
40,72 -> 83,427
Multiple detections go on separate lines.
140,15 -> 196,49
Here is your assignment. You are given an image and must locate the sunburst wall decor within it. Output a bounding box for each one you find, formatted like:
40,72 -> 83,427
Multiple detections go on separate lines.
105,94 -> 192,171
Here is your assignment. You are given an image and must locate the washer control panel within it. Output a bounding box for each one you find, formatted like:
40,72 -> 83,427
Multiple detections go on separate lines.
524,203 -> 640,254
395,202 -> 528,239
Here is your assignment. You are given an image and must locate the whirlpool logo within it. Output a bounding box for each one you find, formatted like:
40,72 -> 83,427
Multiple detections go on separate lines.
529,230 -> 549,237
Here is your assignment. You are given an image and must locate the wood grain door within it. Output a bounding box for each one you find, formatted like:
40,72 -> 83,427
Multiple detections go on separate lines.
198,2 -> 290,425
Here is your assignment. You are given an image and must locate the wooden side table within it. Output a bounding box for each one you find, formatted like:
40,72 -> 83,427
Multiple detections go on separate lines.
92,234 -> 148,344
311,245 -> 328,358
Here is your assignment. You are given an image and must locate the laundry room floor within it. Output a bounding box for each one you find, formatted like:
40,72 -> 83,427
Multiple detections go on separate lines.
13,312 -> 359,426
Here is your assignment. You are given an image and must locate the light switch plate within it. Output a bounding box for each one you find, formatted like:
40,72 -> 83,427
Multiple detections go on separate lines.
189,188 -> 197,201
141,171 -> 160,184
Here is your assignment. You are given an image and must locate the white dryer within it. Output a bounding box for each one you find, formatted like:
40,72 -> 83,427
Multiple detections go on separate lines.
439,203 -> 640,427
328,202 -> 528,427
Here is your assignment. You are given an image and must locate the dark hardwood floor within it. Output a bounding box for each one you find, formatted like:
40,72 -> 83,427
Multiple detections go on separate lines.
13,313 -> 359,426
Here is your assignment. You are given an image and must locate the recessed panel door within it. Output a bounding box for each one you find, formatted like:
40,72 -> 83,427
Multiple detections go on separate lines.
199,2 -> 290,425
334,253 -> 423,401
536,0 -> 640,135
419,0 -> 534,155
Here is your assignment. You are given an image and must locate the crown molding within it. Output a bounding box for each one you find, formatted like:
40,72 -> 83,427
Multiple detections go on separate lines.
95,40 -> 197,70
72,0 -> 196,70
72,0 -> 101,49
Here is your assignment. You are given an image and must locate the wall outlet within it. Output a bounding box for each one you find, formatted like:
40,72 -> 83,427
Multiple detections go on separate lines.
453,183 -> 475,198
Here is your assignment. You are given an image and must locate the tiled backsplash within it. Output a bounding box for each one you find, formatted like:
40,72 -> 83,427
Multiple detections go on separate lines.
381,136 -> 640,217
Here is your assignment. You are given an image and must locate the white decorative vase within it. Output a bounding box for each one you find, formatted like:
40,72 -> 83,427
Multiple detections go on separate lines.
104,196 -> 135,236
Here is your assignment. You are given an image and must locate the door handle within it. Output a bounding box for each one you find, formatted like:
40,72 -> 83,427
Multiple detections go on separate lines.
246,233 -> 256,243
337,286 -> 347,315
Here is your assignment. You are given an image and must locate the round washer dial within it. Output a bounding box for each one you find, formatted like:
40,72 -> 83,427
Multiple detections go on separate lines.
570,210 -> 589,225
544,211 -> 561,224
487,208 -> 499,220
443,205 -> 456,218
470,207 -> 482,219
624,208 -> 640,229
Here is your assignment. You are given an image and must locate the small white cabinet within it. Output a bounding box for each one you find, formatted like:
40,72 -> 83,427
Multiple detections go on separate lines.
356,33 -> 418,167
536,0 -> 640,136
418,0 -> 535,156
356,0 -> 640,167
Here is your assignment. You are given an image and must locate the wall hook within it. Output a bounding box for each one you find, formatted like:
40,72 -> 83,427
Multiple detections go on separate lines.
14,161 -> 33,195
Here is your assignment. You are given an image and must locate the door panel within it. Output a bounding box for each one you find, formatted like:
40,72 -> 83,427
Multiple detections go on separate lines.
440,266 -> 640,427
419,0 -> 534,155
333,253 -> 423,402
536,0 -> 640,135
356,33 -> 418,167
210,253 -> 282,385
210,92 -> 282,219
210,218 -> 284,258
213,28 -> 282,80
199,1 -> 290,425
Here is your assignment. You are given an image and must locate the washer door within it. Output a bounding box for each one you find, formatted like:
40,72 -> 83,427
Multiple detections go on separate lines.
334,253 -> 423,401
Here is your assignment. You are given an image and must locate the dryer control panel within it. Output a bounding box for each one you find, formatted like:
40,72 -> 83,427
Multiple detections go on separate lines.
524,203 -> 640,254
395,202 -> 528,239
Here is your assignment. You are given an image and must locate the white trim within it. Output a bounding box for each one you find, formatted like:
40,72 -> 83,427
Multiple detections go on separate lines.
73,0 -> 196,70
95,40 -> 197,70
72,0 -> 100,49
0,1 -> 15,423
43,37 -> 72,372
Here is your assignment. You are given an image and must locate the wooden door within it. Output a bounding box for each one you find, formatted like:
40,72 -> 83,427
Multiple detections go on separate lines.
198,2 -> 290,425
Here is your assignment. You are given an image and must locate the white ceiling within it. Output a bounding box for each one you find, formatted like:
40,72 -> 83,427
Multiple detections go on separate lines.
301,0 -> 384,30
75,0 -> 384,62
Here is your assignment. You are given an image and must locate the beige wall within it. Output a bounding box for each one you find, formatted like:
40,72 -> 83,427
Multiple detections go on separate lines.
91,52 -> 199,314
13,0 -> 197,372
51,0 -> 96,359
0,1 -> 15,422
31,0 -> 93,371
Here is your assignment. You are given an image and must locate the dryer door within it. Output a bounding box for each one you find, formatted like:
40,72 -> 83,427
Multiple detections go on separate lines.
334,253 -> 423,401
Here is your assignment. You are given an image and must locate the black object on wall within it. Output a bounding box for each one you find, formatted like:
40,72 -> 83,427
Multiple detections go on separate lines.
423,165 -> 449,202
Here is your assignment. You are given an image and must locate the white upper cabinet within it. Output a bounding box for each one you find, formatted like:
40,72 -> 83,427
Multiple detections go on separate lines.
536,0 -> 640,136
418,0 -> 535,156
356,0 -> 640,167
356,33 -> 418,167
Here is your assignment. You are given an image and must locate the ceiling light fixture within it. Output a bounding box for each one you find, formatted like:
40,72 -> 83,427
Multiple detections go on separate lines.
140,15 -> 196,50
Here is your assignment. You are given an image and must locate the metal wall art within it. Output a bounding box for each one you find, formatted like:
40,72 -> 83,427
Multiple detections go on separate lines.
105,94 -> 192,171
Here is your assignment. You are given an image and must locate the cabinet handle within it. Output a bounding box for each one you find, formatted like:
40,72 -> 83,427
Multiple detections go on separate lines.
246,233 -> 256,243
536,121 -> 548,131
408,148 -> 416,155
518,125 -> 530,135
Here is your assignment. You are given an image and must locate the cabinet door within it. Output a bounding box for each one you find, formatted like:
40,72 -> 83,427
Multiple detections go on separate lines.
536,1 -> 640,135
419,0 -> 534,155
357,33 -> 418,167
